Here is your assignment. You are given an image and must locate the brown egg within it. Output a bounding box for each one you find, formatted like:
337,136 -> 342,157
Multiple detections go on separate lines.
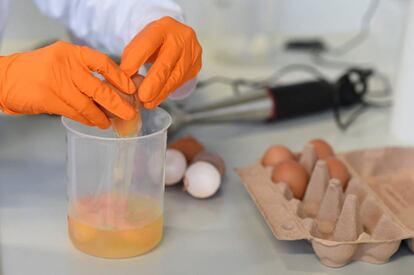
169,135 -> 204,163
309,139 -> 334,159
271,160 -> 309,199
262,145 -> 296,167
326,157 -> 350,189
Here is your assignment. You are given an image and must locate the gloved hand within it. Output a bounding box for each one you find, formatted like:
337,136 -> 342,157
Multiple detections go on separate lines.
121,16 -> 202,109
0,41 -> 137,129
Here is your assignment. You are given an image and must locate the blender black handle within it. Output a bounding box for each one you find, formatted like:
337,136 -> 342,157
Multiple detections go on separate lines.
266,79 -> 360,121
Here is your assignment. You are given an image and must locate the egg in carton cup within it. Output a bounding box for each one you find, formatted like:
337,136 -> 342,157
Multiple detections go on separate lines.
236,145 -> 414,268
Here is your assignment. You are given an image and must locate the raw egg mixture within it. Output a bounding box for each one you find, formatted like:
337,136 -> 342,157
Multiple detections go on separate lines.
68,192 -> 162,258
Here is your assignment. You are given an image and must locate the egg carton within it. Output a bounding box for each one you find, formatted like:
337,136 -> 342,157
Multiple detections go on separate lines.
236,146 -> 414,267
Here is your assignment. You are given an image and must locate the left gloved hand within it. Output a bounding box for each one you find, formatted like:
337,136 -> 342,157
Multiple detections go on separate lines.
121,16 -> 202,109
0,41 -> 136,129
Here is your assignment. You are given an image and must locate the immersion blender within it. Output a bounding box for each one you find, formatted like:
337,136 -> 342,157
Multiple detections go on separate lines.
164,69 -> 371,134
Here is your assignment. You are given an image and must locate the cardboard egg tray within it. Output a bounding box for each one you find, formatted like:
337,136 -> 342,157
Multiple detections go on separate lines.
236,146 -> 414,267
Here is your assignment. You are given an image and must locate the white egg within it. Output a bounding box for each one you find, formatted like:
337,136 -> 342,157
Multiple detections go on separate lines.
165,149 -> 187,186
184,161 -> 221,199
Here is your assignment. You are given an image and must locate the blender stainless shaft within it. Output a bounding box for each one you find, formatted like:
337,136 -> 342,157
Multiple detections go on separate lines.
164,88 -> 273,134
184,95 -> 273,123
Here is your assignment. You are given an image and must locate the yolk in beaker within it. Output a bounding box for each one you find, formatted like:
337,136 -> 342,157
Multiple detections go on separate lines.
68,193 -> 163,258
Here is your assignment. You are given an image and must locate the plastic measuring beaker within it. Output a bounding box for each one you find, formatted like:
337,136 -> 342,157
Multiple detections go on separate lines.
62,108 -> 171,258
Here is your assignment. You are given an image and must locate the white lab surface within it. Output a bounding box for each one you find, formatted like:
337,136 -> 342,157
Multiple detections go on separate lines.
392,0 -> 414,143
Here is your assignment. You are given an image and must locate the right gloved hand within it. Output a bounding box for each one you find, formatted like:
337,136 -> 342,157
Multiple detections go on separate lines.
120,16 -> 202,109
0,41 -> 137,129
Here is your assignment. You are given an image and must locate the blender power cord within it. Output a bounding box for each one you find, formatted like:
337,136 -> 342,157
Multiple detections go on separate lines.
285,0 -> 381,69
325,0 -> 381,57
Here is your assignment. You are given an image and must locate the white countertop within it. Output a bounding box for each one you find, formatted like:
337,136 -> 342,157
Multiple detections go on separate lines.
0,40 -> 412,274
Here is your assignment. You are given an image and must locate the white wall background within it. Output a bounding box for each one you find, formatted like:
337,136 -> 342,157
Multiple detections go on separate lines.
169,0 -> 407,76
2,0 -> 66,40
2,0 -> 408,40
175,0 -> 406,36
0,0 -> 409,66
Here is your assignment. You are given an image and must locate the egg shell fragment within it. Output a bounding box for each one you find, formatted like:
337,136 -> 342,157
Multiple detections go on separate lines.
105,75 -> 144,137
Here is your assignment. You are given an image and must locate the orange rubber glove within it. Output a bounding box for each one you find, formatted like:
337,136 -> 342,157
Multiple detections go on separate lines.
121,16 -> 202,109
0,41 -> 137,129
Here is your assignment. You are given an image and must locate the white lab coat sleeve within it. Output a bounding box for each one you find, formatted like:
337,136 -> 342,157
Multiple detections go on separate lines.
32,0 -> 184,56
33,0 -> 194,100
